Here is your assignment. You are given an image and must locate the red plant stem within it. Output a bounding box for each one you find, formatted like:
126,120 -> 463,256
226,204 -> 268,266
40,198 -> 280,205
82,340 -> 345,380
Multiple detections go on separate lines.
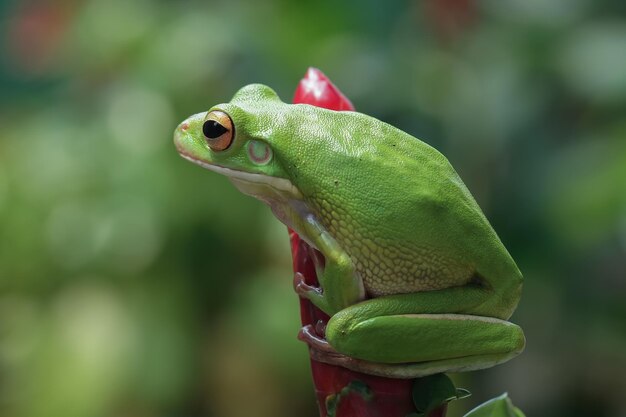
289,68 -> 447,417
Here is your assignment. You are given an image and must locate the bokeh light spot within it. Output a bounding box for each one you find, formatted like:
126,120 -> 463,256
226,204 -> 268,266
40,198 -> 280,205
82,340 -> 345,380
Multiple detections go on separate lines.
46,203 -> 103,270
106,85 -> 174,155
559,24 -> 626,102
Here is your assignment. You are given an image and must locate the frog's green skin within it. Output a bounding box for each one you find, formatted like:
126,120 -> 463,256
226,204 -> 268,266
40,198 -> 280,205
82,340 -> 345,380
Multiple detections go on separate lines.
174,84 -> 525,378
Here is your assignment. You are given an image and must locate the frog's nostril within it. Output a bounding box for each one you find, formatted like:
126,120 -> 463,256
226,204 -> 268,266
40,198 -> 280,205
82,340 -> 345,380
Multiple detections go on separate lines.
180,122 -> 189,131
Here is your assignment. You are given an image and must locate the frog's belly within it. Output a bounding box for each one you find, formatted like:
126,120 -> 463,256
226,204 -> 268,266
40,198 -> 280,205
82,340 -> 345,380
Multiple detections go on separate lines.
348,239 -> 474,297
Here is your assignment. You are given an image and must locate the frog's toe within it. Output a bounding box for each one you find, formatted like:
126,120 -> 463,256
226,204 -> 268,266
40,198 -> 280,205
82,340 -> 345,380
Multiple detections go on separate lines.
293,275 -> 333,314
293,272 -> 321,295
298,324 -> 335,353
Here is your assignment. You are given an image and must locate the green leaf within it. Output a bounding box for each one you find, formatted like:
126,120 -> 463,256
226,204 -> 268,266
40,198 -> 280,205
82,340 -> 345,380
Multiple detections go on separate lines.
412,374 -> 471,414
463,393 -> 526,417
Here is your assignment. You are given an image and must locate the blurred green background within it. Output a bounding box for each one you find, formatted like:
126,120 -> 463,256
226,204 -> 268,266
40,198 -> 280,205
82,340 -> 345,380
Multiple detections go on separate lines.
1,0 -> 625,416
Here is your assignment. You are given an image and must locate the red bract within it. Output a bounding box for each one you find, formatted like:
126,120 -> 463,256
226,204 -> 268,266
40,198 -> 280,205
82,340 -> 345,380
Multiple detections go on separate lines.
289,68 -> 446,417
293,67 -> 355,110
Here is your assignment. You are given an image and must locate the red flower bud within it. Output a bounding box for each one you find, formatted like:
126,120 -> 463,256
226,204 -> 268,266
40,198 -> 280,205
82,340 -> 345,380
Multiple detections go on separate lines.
293,67 -> 354,111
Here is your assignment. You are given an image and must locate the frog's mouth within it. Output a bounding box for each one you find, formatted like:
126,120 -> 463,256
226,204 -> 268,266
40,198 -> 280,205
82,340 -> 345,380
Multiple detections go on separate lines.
179,153 -> 303,199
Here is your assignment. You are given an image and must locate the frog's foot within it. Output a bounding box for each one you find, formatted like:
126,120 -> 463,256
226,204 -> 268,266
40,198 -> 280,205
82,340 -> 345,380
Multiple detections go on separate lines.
298,324 -> 373,371
292,247 -> 327,296
295,214 -> 364,315
298,324 -> 336,354
293,272 -> 320,296
299,325 -> 396,374
293,272 -> 333,313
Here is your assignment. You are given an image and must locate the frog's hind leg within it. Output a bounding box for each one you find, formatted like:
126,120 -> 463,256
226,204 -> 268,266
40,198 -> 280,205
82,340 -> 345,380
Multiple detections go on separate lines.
316,286 -> 525,378
299,318 -> 523,378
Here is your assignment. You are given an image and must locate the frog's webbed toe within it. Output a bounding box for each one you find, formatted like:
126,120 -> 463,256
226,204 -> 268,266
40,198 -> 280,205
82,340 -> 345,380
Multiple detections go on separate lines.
298,324 -> 366,369
293,272 -> 333,313
293,272 -> 319,295
298,324 -> 335,352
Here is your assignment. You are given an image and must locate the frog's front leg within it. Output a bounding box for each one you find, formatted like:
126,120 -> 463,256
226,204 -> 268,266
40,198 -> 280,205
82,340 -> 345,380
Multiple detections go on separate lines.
301,287 -> 525,378
293,213 -> 365,316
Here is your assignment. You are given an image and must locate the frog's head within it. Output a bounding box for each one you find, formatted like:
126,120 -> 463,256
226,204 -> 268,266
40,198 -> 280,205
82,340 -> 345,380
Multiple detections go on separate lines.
174,84 -> 302,201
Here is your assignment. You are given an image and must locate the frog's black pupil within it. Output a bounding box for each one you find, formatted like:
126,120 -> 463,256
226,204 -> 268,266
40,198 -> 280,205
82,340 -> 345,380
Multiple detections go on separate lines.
203,120 -> 228,139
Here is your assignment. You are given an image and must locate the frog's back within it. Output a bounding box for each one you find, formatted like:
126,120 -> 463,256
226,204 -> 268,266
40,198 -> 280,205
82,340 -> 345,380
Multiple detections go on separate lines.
284,107 -> 520,300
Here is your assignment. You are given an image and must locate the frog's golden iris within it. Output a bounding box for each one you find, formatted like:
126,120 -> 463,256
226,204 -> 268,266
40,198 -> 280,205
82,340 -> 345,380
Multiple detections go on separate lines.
202,110 -> 233,151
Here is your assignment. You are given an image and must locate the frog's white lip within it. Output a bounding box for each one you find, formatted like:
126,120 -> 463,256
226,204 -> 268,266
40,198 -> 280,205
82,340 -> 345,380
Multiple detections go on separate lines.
179,153 -> 302,197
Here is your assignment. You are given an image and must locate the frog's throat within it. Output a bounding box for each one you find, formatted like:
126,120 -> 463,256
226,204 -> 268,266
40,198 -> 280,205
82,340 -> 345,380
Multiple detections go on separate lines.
179,153 -> 315,247
179,153 -> 302,198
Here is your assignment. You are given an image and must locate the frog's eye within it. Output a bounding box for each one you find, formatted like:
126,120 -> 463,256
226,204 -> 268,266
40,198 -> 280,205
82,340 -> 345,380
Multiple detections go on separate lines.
203,110 -> 234,151
247,140 -> 273,165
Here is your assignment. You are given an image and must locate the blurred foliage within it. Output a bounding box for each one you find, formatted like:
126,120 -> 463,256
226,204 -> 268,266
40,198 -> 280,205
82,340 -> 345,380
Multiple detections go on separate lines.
0,0 -> 625,416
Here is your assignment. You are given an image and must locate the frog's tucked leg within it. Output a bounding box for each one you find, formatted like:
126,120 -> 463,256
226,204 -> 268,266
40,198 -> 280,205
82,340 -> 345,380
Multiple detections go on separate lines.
298,314 -> 521,378
303,286 -> 525,378
294,213 -> 365,316
307,339 -> 521,379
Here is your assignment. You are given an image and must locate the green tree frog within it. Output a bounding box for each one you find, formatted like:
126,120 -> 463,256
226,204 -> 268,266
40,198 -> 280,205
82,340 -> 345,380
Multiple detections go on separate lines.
174,84 -> 525,378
